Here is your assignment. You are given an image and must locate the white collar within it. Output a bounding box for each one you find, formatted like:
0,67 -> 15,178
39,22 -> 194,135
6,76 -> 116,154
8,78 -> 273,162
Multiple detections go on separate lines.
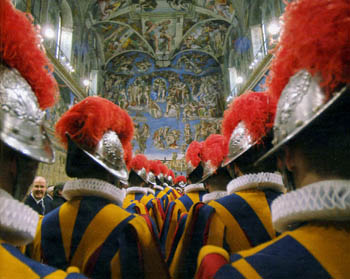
0,189 -> 39,246
272,180 -> 350,233
62,179 -> 124,206
227,172 -> 284,195
30,192 -> 44,204
184,183 -> 205,194
154,185 -> 164,191
146,188 -> 155,196
202,191 -> 227,204
126,186 -> 147,195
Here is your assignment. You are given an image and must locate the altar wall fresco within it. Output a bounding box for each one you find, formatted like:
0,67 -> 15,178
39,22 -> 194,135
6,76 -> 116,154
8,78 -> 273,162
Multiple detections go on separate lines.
103,50 -> 223,167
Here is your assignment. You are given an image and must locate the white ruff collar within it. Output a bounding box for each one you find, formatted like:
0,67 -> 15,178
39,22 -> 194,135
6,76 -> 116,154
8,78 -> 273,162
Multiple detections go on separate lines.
154,185 -> 164,191
202,191 -> 227,204
62,179 -> 124,206
0,189 -> 39,246
272,180 -> 350,232
184,183 -> 205,194
146,187 -> 155,196
227,172 -> 284,195
126,186 -> 147,195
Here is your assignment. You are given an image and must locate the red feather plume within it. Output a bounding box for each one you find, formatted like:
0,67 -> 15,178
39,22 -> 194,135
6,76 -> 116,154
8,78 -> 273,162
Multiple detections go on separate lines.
149,160 -> 161,176
130,154 -> 149,172
55,96 -> 134,164
123,142 -> 133,170
158,162 -> 169,175
222,91 -> 277,143
267,0 -> 350,101
201,134 -> 228,168
0,0 -> 58,109
174,176 -> 186,184
185,141 -> 203,168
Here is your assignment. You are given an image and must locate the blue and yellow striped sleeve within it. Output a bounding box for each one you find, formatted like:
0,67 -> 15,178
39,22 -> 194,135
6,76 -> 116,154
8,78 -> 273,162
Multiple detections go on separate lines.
213,223 -> 350,279
0,242 -> 87,279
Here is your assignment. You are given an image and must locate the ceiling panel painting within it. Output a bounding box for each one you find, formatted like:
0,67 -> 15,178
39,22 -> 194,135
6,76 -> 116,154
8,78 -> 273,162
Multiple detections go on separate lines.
179,20 -> 229,57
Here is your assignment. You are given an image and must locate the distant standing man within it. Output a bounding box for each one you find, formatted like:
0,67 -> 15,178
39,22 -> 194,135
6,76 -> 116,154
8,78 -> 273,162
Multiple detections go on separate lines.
25,176 -> 53,215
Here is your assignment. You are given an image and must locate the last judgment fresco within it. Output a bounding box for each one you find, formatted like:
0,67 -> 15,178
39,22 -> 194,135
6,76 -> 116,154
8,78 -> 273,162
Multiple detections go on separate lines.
102,51 -> 223,163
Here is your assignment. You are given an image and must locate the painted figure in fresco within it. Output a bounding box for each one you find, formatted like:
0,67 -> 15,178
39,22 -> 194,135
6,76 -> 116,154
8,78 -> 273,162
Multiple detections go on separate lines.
167,0 -> 192,11
166,129 -> 181,149
148,100 -> 162,118
183,102 -> 198,120
153,78 -> 167,101
145,20 -> 172,53
128,83 -> 138,106
138,0 -> 157,11
158,82 -> 167,101
137,123 -> 150,153
165,99 -> 180,119
204,0 -> 232,18
117,89 -> 129,109
135,60 -> 152,72
183,123 -> 193,145
153,128 -> 166,149
98,0 -> 126,19
98,0 -> 110,17
210,24 -> 226,55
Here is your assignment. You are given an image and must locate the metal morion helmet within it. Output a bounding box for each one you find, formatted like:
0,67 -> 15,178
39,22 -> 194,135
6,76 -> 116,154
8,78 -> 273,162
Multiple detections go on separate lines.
55,96 -> 134,181
129,154 -> 150,183
0,0 -> 58,163
221,91 -> 277,167
257,0 -> 350,162
174,175 -> 187,187
200,134 -> 228,182
157,161 -> 168,184
166,169 -> 175,186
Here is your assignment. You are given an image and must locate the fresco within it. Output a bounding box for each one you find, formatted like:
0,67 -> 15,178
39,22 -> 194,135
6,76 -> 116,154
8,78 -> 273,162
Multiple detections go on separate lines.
142,18 -> 176,54
96,22 -> 150,60
195,0 -> 234,20
179,20 -> 229,57
102,51 -> 223,160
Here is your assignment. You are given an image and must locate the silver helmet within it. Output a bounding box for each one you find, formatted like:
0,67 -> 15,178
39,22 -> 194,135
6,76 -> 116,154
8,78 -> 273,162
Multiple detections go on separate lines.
0,65 -> 54,163
157,172 -> 165,184
257,70 -> 348,162
132,167 -> 148,183
80,130 -> 129,181
221,122 -> 255,167
167,175 -> 173,185
147,171 -> 157,185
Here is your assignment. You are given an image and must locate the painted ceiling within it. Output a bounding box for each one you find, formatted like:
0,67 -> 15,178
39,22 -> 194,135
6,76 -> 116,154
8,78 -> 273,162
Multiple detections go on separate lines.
72,0 -> 267,171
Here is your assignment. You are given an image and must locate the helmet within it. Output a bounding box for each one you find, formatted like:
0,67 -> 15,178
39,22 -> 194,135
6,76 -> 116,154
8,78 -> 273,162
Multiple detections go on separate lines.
0,0 -> 58,163
200,134 -> 228,182
222,91 -> 277,167
129,154 -> 149,183
55,96 -> 134,181
256,0 -> 350,163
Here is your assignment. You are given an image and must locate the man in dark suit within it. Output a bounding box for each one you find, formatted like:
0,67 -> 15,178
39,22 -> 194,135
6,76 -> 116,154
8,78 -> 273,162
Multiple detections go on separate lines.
24,176 -> 53,215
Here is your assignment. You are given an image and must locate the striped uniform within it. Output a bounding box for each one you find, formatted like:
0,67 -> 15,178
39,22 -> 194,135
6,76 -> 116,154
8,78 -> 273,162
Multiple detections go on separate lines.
0,241 -> 87,279
169,189 -> 281,279
198,222 -> 350,279
124,199 -> 148,215
159,186 -> 181,212
122,187 -> 147,209
160,189 -> 206,259
33,196 -> 169,279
